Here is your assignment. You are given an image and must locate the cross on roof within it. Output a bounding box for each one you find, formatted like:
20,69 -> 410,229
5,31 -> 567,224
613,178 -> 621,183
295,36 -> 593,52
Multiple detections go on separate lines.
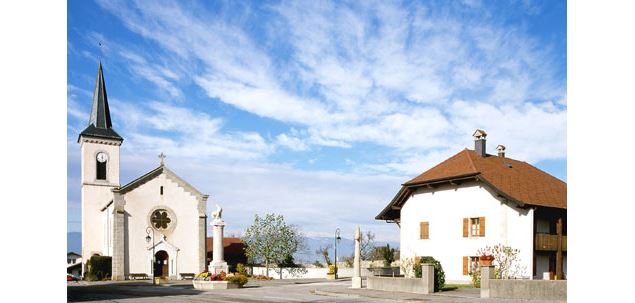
159,152 -> 166,165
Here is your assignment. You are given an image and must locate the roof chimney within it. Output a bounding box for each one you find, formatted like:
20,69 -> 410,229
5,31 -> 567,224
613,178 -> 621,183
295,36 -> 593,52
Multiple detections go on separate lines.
472,129 -> 487,157
496,144 -> 506,158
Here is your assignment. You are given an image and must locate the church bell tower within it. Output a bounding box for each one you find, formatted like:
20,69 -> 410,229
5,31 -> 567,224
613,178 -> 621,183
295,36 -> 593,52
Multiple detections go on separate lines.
78,63 -> 124,274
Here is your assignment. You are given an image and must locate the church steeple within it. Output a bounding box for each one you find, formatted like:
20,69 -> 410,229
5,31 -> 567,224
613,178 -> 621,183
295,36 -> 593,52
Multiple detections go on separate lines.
78,63 -> 123,142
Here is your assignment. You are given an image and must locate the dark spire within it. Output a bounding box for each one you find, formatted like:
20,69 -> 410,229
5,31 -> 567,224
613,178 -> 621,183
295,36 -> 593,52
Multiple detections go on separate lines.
78,63 -> 123,142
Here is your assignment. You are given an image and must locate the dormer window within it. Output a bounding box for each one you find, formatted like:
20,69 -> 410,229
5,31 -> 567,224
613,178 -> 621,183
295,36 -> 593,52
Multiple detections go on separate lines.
96,152 -> 108,180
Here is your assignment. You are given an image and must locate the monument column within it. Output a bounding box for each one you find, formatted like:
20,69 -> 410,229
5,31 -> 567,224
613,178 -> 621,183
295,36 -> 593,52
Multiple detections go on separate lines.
209,205 -> 229,274
352,225 -> 362,288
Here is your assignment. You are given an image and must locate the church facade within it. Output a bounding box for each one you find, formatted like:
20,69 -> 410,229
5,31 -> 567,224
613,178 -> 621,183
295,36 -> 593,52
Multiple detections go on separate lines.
78,64 -> 208,280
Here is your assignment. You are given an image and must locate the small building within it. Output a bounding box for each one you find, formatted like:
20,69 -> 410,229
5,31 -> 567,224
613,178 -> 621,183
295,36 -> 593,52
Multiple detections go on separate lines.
67,252 -> 82,277
206,237 -> 247,272
67,252 -> 82,265
376,130 -> 566,283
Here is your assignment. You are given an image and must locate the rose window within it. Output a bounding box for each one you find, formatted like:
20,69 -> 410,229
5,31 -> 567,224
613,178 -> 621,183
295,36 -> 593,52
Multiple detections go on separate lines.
151,210 -> 172,229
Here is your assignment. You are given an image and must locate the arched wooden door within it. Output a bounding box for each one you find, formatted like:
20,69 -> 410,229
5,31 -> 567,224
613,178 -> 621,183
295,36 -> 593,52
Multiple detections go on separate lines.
154,250 -> 169,278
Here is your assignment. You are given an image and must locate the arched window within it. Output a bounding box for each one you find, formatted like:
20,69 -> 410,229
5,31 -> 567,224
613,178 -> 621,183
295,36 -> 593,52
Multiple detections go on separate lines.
96,152 -> 108,180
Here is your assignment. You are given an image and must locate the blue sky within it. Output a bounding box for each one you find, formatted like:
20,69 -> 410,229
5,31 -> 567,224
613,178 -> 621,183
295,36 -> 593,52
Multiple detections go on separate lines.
67,0 -> 566,242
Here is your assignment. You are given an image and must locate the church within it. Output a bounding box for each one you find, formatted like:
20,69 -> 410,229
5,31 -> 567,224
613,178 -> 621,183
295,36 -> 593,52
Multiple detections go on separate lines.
78,63 -> 208,280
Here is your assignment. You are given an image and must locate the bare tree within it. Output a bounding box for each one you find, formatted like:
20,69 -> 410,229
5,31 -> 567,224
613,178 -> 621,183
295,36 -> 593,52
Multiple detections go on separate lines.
315,244 -> 332,266
360,231 -> 376,260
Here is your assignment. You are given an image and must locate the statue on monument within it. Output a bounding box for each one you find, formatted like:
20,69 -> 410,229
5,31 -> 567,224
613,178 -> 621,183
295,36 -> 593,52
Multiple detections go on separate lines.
212,204 -> 223,220
209,204 -> 228,274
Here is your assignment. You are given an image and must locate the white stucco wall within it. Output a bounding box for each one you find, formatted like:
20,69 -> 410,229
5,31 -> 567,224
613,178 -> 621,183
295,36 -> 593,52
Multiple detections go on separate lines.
80,138 -> 121,274
123,172 -> 202,278
399,182 -> 534,282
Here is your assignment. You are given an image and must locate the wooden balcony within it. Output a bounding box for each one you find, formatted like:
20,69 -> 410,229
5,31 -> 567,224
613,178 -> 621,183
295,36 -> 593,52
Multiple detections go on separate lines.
535,233 -> 567,252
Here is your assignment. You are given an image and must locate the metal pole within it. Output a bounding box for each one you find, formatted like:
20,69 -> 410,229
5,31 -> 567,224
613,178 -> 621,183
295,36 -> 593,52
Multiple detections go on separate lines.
152,230 -> 155,285
146,227 -> 155,285
335,228 -> 340,279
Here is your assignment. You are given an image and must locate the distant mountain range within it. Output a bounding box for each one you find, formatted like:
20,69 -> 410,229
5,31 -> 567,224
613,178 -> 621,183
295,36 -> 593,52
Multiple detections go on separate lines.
67,232 -> 398,264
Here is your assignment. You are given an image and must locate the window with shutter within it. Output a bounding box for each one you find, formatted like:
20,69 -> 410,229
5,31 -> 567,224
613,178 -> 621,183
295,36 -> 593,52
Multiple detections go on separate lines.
419,222 -> 429,239
466,217 -> 484,237
469,256 -> 480,273
470,218 -> 480,236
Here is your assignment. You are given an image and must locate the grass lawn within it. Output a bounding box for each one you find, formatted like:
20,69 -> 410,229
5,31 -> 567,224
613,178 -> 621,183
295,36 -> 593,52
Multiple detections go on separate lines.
441,283 -> 475,291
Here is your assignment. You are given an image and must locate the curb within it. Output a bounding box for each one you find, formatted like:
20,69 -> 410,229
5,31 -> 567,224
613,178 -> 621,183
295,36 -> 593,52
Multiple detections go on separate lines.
312,290 -> 360,299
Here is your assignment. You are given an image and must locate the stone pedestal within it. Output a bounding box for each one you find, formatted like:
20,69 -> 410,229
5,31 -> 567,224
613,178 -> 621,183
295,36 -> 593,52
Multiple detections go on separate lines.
352,225 -> 362,288
421,263 -> 435,294
208,217 -> 228,274
480,265 -> 496,298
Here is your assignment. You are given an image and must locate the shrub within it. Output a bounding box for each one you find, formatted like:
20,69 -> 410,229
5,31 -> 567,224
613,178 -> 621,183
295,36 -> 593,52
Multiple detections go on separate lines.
312,261 -> 324,268
251,274 -> 273,280
471,270 -> 480,288
378,244 -> 395,267
236,263 -> 249,276
476,244 -> 524,279
224,274 -> 248,286
87,256 -> 112,281
413,256 -> 445,292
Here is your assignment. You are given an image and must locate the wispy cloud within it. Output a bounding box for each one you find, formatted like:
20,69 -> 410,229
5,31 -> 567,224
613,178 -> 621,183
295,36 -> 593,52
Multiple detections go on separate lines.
68,0 -> 566,240
93,0 -> 565,175
109,100 -> 274,161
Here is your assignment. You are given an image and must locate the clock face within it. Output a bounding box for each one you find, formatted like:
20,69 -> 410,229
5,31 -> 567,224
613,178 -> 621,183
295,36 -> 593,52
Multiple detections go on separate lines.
96,152 -> 108,163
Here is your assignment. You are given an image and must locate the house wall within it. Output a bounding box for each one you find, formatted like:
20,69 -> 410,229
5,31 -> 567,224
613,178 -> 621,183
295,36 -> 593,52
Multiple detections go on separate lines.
399,181 -> 534,282
123,172 -> 202,278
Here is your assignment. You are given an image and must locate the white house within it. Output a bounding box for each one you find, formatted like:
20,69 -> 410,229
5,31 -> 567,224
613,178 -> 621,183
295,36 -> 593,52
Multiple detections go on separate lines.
376,130 -> 566,283
67,252 -> 82,277
78,64 -> 208,280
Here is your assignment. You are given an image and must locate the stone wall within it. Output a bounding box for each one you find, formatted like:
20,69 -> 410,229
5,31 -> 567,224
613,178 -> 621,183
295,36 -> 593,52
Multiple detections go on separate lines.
488,280 -> 566,301
367,276 -> 426,293
250,267 -> 374,279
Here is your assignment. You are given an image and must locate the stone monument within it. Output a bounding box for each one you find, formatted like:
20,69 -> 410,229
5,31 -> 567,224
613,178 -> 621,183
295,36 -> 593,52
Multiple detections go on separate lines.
352,225 -> 362,288
209,204 -> 229,274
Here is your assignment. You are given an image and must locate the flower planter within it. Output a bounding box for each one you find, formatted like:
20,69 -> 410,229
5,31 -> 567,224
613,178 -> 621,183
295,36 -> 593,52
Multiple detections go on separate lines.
192,280 -> 241,290
479,255 -> 494,266
326,273 -> 336,280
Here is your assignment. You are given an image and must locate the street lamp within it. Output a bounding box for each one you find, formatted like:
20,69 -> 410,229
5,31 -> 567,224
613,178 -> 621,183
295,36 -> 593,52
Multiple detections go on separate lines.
334,228 -> 341,279
145,227 -> 155,285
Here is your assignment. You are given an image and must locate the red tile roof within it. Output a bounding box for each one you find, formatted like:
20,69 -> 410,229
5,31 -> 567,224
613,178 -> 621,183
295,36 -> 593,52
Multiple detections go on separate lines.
376,149 -> 566,220
206,237 -> 245,255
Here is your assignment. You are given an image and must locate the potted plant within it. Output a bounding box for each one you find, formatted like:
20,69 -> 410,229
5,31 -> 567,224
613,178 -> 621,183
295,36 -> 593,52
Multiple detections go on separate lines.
477,246 -> 495,266
326,264 -> 337,280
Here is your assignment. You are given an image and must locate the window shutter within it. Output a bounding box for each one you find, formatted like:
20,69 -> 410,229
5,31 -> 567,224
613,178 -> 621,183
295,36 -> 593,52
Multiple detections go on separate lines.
479,217 -> 486,236
463,218 -> 468,237
463,256 -> 468,275
420,222 -> 429,239
424,222 -> 429,239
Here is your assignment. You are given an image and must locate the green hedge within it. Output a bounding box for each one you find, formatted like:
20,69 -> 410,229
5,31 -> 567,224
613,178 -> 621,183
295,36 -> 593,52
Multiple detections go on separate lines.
86,256 -> 112,281
414,256 -> 445,292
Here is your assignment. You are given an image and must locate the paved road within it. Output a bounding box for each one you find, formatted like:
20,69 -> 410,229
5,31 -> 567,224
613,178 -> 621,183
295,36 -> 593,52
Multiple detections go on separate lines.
67,279 -> 564,303
68,279 -> 389,303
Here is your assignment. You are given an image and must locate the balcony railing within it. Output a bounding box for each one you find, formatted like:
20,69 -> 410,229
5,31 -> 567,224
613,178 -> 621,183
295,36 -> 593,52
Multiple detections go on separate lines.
535,233 -> 567,252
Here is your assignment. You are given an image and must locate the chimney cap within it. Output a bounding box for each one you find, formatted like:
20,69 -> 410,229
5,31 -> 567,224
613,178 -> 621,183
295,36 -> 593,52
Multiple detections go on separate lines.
496,144 -> 506,152
473,129 -> 487,140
